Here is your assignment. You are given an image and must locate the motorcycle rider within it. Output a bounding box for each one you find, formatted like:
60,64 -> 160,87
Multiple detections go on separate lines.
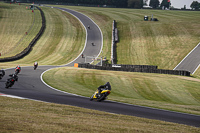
15,65 -> 21,74
8,73 -> 18,82
34,61 -> 38,70
97,82 -> 111,97
5,73 -> 18,88
0,69 -> 5,79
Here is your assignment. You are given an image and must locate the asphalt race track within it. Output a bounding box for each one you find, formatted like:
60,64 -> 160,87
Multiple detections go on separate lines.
0,7 -> 200,127
174,43 -> 200,74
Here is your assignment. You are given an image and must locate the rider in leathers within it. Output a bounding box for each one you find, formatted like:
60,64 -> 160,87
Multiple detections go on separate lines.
34,61 -> 38,70
97,82 -> 111,97
15,65 -> 21,74
8,74 -> 18,82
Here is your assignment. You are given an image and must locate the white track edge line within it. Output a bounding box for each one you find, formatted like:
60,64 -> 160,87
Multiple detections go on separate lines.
192,64 -> 200,75
173,42 -> 200,70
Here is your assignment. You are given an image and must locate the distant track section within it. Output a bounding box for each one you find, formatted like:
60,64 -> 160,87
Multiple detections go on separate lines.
174,43 -> 200,74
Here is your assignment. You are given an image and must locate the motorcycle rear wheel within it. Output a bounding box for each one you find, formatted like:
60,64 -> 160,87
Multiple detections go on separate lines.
97,94 -> 106,102
5,83 -> 10,88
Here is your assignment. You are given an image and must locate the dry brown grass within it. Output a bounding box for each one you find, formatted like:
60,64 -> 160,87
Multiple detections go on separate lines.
0,3 -> 41,58
0,96 -> 199,133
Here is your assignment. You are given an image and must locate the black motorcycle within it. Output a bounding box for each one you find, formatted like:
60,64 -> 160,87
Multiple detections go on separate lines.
0,70 -> 5,80
34,64 -> 38,70
0,74 -> 4,80
5,74 -> 18,88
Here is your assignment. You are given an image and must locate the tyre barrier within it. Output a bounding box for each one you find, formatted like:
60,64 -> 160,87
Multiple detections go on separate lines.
78,63 -> 190,76
111,20 -> 117,64
0,6 -> 45,62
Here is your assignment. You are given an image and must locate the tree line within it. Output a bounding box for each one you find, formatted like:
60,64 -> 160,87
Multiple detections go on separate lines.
149,0 -> 170,9
190,1 -> 200,10
6,0 -> 143,8
5,0 -> 200,10
149,0 -> 200,10
36,0 -> 144,8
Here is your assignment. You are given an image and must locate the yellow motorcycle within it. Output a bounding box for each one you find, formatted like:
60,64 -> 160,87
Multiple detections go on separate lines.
90,89 -> 111,102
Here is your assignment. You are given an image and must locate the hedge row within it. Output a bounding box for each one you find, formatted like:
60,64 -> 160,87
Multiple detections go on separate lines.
78,63 -> 190,76
0,6 -> 46,62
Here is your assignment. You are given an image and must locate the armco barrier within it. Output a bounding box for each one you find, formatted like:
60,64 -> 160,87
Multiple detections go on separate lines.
0,6 -> 45,62
78,63 -> 190,76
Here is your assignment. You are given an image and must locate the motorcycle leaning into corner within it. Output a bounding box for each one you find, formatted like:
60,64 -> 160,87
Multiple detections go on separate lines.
90,88 -> 111,102
0,69 -> 5,80
90,82 -> 111,102
34,61 -> 38,70
15,65 -> 21,75
5,74 -> 18,88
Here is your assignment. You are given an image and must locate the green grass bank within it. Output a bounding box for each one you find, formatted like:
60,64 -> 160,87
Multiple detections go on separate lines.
43,67 -> 200,115
0,3 -> 85,68
0,3 -> 42,58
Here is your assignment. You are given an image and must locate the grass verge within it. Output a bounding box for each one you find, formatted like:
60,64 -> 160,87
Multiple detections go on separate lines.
0,96 -> 199,132
0,3 -> 85,68
0,2 -> 42,58
43,67 -> 200,115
